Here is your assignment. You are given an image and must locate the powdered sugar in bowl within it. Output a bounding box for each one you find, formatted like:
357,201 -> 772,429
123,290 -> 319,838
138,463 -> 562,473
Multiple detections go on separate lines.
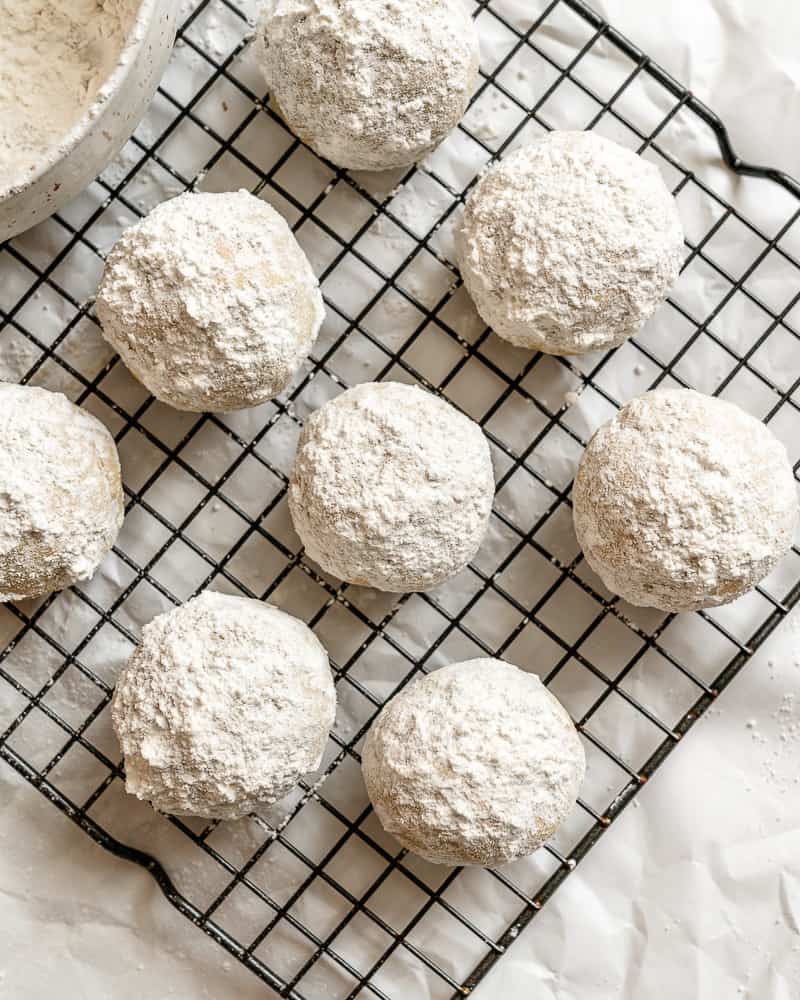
0,0 -> 177,242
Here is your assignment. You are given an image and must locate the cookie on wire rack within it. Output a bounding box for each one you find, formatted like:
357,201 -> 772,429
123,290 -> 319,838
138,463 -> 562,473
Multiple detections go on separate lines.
573,388 -> 799,613
363,658 -> 585,866
96,189 -> 324,413
0,383 -> 123,603
288,381 -> 495,592
255,0 -> 480,171
457,130 -> 684,355
112,592 -> 336,820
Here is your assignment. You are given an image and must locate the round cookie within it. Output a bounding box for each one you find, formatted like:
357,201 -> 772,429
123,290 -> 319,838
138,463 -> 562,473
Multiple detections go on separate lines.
362,658 -> 585,866
112,592 -> 336,819
457,130 -> 684,354
96,190 -> 324,412
0,383 -> 123,603
573,388 -> 798,612
256,0 -> 480,171
288,382 -> 494,592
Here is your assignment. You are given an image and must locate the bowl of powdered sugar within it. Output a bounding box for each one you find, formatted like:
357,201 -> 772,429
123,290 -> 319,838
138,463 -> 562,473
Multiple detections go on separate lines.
0,0 -> 177,241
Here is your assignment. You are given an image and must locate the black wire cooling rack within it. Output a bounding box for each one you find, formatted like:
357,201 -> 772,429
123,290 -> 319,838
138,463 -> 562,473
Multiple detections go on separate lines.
1,0 -> 800,996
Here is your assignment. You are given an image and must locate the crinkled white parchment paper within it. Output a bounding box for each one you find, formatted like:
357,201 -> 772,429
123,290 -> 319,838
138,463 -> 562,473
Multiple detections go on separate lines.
1,1 -> 800,998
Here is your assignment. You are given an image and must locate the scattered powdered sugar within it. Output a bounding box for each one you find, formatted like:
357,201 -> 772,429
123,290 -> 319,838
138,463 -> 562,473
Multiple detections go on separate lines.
457,130 -> 684,354
0,383 -> 123,603
96,189 -> 324,412
573,388 -> 799,613
112,592 -> 336,820
744,693 -> 800,795
362,659 -> 586,866
0,0 -> 139,191
288,381 -> 495,592
748,618 -> 800,792
255,0 -> 480,171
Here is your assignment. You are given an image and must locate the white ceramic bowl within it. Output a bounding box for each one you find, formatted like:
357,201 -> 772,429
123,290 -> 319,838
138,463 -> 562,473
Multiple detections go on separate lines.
0,0 -> 177,242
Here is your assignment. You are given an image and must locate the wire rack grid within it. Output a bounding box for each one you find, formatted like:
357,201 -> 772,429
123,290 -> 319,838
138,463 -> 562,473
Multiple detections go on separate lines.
1,0 -> 800,996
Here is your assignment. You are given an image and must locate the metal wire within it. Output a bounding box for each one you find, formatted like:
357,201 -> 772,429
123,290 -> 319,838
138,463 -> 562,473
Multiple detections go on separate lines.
1,0 -> 799,996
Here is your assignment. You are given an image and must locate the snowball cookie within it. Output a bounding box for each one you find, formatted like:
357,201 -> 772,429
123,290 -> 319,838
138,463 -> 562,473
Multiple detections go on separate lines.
363,659 -> 585,866
288,382 -> 494,592
112,592 -> 336,819
0,383 -> 123,603
256,0 -> 480,171
457,131 -> 684,354
573,389 -> 799,613
95,190 -> 324,412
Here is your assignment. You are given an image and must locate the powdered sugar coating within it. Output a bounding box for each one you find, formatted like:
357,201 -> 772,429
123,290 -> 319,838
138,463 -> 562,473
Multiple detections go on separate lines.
362,658 -> 585,866
288,382 -> 494,592
96,190 -> 324,412
457,131 -> 684,354
255,0 -> 480,171
112,592 -> 336,820
573,389 -> 799,613
0,383 -> 123,603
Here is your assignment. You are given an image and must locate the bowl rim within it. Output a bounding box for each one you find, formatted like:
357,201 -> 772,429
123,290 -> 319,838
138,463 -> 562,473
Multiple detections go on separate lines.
0,0 -> 166,203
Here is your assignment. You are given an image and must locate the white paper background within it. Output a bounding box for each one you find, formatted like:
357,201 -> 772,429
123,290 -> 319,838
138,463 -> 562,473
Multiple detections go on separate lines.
1,1 -> 800,998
